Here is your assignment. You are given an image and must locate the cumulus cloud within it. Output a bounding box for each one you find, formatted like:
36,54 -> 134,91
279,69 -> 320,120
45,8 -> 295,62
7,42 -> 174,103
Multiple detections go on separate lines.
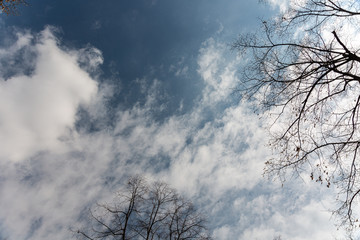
0,28 -> 346,240
0,27 -> 98,162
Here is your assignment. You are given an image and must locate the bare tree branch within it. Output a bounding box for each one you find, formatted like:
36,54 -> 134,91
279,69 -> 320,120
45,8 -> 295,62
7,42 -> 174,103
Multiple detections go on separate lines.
0,0 -> 27,15
234,0 -> 360,232
75,176 -> 211,240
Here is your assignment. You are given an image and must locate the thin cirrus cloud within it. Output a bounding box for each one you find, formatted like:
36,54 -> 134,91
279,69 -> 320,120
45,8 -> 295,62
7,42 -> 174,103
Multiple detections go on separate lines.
0,27 -> 344,240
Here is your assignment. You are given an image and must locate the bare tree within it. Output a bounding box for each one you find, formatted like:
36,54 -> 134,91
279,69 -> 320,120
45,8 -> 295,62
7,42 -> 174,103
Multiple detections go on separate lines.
233,0 -> 360,230
0,0 -> 26,15
75,176 -> 211,240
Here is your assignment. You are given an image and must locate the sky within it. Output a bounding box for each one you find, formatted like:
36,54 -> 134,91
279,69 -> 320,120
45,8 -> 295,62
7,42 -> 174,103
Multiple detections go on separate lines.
0,1 -> 350,239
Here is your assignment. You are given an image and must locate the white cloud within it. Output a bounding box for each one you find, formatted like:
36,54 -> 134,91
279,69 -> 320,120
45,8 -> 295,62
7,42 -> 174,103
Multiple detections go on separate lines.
197,38 -> 238,104
238,194 -> 341,240
264,0 -> 290,12
266,0 -> 307,12
91,20 -> 102,30
0,27 -> 98,162
0,28 -> 348,240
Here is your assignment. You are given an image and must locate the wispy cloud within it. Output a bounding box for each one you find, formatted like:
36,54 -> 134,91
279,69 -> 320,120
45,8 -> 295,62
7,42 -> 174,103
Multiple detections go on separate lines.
91,20 -> 102,30
0,28 -> 344,240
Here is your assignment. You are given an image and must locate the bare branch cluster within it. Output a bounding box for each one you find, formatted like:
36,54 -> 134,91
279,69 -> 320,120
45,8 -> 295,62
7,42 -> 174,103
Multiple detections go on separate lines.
75,176 -> 211,240
234,0 -> 360,230
0,0 -> 26,15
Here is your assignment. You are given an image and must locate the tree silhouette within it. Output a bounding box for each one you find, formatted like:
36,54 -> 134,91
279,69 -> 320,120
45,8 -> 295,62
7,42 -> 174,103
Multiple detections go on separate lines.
0,0 -> 26,15
233,0 -> 360,230
75,176 -> 211,240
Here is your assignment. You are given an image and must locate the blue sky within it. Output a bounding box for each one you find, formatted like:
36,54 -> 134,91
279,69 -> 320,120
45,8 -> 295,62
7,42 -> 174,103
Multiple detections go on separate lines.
0,1 -> 347,239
